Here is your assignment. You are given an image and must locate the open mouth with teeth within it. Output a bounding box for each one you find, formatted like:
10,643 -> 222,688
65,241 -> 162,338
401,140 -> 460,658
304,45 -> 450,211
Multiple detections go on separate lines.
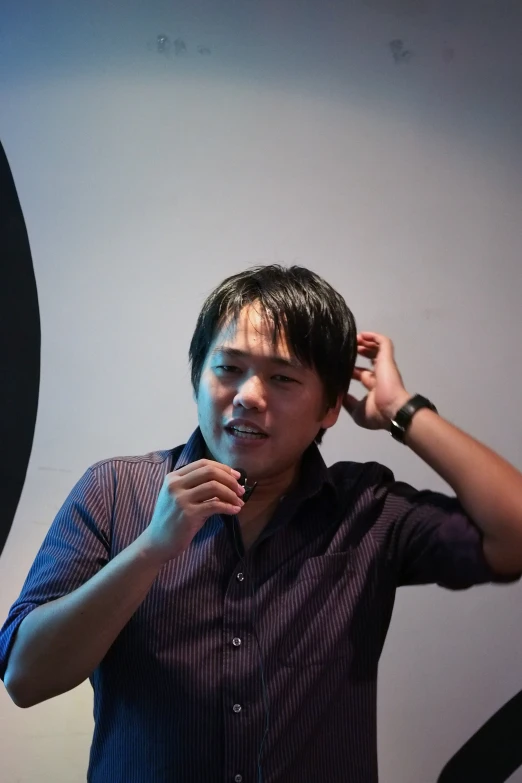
225,426 -> 268,440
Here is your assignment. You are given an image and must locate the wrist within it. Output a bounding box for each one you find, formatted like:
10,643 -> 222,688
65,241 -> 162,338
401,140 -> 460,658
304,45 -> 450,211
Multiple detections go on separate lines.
381,390 -> 412,423
388,392 -> 439,444
133,530 -> 177,571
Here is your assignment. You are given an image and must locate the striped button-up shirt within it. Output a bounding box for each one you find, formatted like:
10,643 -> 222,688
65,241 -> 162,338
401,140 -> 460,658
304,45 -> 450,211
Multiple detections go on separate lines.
0,427 -> 513,782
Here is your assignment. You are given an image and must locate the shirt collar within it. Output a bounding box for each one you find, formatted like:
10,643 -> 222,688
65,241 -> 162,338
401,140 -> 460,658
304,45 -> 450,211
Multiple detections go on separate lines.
173,427 -> 338,505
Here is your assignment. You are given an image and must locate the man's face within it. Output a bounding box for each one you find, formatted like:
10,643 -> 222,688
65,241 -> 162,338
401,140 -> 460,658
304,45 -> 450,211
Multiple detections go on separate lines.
195,303 -> 342,484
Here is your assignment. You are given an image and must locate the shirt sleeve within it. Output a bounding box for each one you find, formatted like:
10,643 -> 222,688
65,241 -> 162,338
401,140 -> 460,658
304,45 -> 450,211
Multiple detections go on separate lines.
0,466 -> 111,681
372,465 -> 521,590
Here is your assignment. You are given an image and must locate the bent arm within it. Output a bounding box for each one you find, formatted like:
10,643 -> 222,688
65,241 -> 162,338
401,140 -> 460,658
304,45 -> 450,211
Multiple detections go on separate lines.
388,394 -> 522,575
4,532 -> 163,708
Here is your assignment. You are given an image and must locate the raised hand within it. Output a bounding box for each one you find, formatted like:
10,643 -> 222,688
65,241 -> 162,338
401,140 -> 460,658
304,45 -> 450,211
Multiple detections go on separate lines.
343,332 -> 411,430
141,459 -> 246,563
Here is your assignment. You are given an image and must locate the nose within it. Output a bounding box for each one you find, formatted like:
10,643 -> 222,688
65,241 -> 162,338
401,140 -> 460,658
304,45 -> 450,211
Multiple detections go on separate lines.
232,374 -> 268,410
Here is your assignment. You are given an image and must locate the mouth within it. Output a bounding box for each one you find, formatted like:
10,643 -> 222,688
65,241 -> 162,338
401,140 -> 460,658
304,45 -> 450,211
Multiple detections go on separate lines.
225,426 -> 269,441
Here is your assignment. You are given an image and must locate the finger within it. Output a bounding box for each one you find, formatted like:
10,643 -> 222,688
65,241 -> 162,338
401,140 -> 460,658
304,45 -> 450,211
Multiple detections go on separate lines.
189,480 -> 245,509
175,459 -> 243,495
360,333 -> 394,359
179,464 -> 245,498
358,341 -> 383,357
200,498 -> 245,516
352,366 -> 374,378
358,331 -> 383,342
352,367 -> 376,390
176,459 -> 241,480
357,346 -> 377,360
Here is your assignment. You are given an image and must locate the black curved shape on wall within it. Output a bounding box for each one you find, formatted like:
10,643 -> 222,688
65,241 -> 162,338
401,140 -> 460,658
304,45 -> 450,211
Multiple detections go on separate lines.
438,689 -> 522,782
0,140 -> 40,559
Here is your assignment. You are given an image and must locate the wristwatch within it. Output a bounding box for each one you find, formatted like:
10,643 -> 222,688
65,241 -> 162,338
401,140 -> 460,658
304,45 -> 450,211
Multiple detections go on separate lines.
390,394 -> 438,443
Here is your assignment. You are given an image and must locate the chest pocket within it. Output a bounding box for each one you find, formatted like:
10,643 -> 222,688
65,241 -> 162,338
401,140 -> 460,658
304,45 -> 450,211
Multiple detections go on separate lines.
277,552 -> 360,667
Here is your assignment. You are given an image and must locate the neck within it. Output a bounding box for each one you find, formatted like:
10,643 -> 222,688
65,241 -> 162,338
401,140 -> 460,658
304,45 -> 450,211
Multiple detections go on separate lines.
246,470 -> 296,506
236,469 -> 297,551
236,488 -> 289,550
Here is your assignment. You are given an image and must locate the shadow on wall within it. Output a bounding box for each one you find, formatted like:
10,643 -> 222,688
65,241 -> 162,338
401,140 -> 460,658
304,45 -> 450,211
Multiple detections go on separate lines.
0,143 -> 521,782
0,140 -> 40,560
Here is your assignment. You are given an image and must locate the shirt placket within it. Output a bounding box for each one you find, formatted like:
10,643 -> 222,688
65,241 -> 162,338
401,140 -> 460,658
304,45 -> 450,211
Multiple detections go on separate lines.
222,556 -> 263,783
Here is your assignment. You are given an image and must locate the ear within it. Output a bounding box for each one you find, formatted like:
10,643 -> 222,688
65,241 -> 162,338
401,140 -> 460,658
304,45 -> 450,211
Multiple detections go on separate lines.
319,394 -> 344,431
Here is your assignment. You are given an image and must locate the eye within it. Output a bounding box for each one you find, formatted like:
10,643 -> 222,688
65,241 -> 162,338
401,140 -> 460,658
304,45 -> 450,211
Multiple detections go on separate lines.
216,365 -> 239,373
216,366 -> 296,383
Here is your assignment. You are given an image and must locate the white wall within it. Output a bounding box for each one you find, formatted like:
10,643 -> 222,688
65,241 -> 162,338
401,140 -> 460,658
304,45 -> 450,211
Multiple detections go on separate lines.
1,1 -> 521,781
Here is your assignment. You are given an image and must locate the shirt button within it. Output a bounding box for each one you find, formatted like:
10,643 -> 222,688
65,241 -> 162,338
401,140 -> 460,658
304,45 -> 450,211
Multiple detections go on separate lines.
234,775 -> 243,783
232,637 -> 242,647
237,572 -> 245,582
232,703 -> 242,713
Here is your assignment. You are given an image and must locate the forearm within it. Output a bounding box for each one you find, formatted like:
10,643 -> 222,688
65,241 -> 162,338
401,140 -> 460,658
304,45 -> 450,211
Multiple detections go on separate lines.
4,531 -> 166,708
395,396 -> 522,573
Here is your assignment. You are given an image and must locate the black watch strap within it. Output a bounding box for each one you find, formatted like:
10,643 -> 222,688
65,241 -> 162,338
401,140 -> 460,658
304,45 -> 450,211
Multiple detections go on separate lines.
390,394 -> 438,443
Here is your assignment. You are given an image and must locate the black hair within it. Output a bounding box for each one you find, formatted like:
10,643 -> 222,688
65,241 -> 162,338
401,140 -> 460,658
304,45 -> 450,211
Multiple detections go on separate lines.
188,264 -> 357,445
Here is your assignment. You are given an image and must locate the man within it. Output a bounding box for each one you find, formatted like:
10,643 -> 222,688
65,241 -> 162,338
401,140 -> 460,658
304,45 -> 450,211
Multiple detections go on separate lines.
1,264 -> 521,783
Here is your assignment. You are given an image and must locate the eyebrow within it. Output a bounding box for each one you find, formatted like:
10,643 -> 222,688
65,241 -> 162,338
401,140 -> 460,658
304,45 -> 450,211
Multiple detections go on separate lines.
211,346 -> 304,370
